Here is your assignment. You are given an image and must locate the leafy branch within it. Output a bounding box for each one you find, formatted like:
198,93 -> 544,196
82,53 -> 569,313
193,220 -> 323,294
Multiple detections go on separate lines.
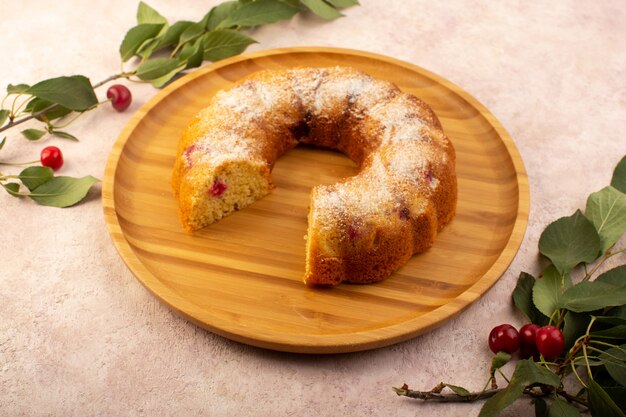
396,155 -> 626,417
1,166 -> 98,207
0,0 -> 358,207
0,0 -> 358,143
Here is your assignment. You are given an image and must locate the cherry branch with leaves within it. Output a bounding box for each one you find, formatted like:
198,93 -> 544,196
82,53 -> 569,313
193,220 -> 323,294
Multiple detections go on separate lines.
0,0 -> 358,207
395,155 -> 626,417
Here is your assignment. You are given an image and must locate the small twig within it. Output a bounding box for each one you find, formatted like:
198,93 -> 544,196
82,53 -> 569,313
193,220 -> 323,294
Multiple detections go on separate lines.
393,385 -> 501,402
92,72 -> 130,88
0,72 -> 129,134
581,246 -> 624,281
0,103 -> 56,133
394,384 -> 589,408
556,389 -> 589,407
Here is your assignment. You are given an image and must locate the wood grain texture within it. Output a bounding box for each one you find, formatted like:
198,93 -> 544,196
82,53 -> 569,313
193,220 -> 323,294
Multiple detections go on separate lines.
102,47 -> 529,353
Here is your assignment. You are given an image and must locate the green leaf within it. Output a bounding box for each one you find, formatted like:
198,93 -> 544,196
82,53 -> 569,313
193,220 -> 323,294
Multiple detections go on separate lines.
478,360 -> 560,417
563,311 -> 592,351
587,379 -> 626,417
325,0 -> 359,7
0,109 -> 10,127
444,383 -> 470,397
594,316 -> 626,326
19,166 -> 54,191
119,23 -> 164,61
548,398 -> 582,417
24,97 -> 75,124
586,186 -> 626,253
178,41 -> 204,70
604,386 -> 626,411
136,37 -> 162,59
611,155 -> 626,194
178,21 -> 206,45
600,344 -> 626,386
2,182 -> 20,197
135,58 -> 186,87
217,0 -> 300,29
135,57 -> 182,81
157,20 -> 194,49
300,0 -> 344,19
24,97 -> 53,113
549,398 -> 582,417
148,63 -> 186,88
538,210 -> 602,274
592,325 -> 626,340
535,397 -> 548,417
23,96 -> 70,121
206,1 -> 240,30
0,137 -> 5,151
607,302 -> 626,321
21,128 -> 47,141
26,76 -> 97,112
136,1 -> 167,24
28,176 -> 99,208
491,351 -> 511,373
559,281 -> 626,312
533,265 -> 571,318
6,83 -> 30,94
597,265 -> 626,287
513,272 -> 548,324
51,130 -> 79,141
37,104 -> 72,122
202,29 -> 257,61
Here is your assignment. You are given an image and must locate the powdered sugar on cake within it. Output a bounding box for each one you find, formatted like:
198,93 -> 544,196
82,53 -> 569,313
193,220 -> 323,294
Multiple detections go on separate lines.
173,66 -> 457,286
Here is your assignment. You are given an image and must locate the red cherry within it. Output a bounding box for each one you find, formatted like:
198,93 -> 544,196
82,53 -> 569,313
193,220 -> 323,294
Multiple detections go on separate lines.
535,326 -> 565,358
347,224 -> 360,240
106,84 -> 132,112
208,179 -> 227,197
40,146 -> 64,171
488,324 -> 520,354
183,144 -> 197,167
519,323 -> 540,346
519,324 -> 541,360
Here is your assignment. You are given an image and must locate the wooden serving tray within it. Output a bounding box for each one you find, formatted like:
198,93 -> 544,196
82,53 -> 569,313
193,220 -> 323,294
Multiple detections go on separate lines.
102,47 -> 529,353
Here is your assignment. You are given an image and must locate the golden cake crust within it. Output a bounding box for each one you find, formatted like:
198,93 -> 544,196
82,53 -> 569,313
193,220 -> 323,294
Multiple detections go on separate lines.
172,66 -> 457,286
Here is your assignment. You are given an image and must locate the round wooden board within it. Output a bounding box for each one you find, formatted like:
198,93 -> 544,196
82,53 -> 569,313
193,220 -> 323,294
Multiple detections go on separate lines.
103,47 -> 529,354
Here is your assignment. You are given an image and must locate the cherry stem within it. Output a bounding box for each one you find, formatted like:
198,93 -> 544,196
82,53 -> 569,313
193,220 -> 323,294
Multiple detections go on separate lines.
582,343 -> 593,379
0,159 -> 39,166
589,340 -> 621,350
587,346 -> 625,365
570,360 -> 588,388
51,111 -> 84,129
496,369 -> 510,384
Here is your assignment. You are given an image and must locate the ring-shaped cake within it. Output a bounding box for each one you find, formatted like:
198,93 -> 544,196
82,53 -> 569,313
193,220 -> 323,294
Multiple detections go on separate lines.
172,67 -> 457,286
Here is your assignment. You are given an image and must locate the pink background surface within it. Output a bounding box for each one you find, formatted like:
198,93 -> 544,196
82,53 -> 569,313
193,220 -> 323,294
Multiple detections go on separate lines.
1,1 -> 625,415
